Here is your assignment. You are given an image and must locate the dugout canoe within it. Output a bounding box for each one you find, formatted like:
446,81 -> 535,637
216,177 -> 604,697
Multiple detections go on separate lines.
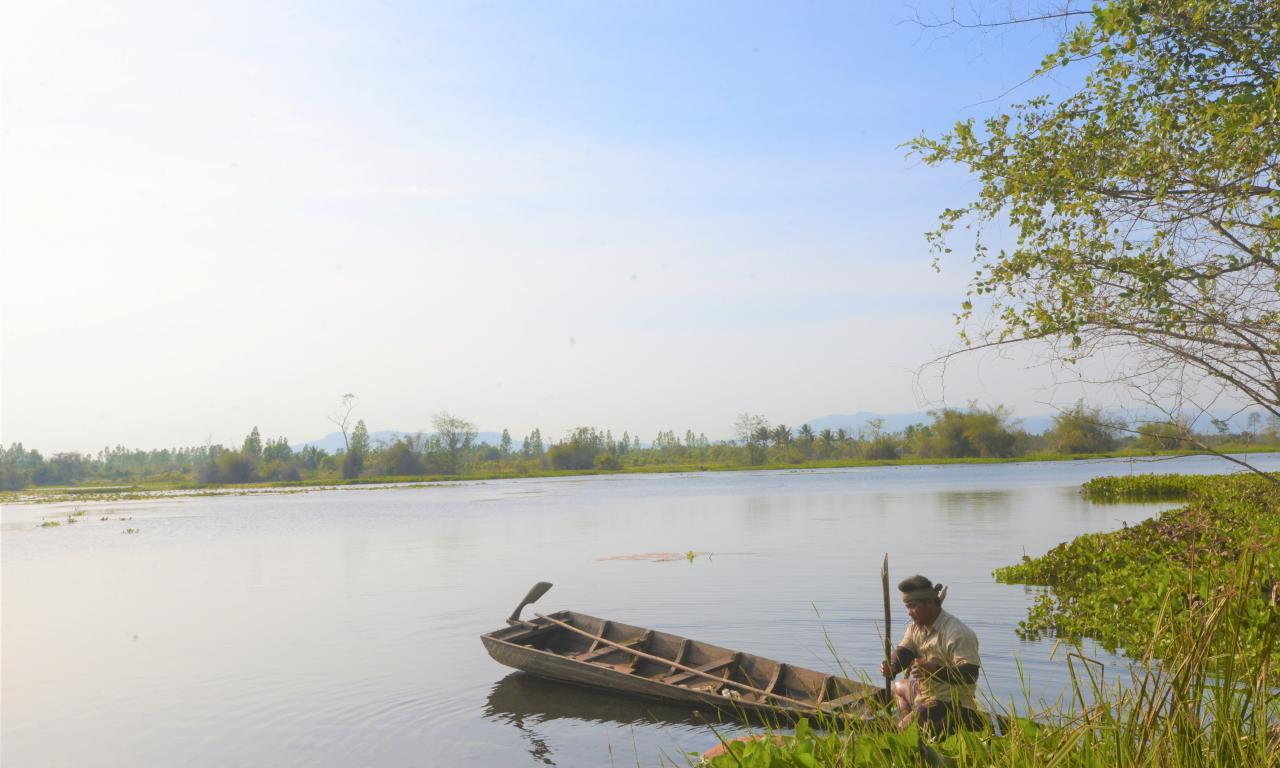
480,582 -> 877,717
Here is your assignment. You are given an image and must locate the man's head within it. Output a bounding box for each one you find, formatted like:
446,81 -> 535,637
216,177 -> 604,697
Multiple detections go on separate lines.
898,574 -> 943,627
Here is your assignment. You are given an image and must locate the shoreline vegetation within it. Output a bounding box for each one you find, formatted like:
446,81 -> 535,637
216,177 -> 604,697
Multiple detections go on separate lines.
699,473 -> 1279,766
5,402 -> 1279,503
5,445 -> 1279,506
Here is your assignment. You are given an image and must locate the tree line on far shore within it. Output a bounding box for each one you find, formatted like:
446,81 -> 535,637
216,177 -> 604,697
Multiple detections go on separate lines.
3,404 -> 1277,491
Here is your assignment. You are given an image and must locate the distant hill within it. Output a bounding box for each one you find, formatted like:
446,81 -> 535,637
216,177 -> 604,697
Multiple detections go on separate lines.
294,430 -> 508,453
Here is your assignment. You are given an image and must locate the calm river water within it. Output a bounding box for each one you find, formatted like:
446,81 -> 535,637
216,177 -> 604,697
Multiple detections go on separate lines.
4,454 -> 1278,767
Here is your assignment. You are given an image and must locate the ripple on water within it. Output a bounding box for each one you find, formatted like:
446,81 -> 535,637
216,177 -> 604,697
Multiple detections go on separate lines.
6,454 -> 1280,766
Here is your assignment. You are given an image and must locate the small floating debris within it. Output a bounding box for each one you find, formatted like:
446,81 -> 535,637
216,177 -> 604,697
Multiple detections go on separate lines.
597,551 -> 752,563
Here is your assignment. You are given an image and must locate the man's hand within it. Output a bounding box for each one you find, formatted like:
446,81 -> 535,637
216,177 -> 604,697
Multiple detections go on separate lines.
909,660 -> 940,680
879,660 -> 893,678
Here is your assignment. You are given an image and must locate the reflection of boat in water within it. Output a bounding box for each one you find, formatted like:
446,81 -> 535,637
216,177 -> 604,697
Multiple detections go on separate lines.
484,671 -> 724,729
481,582 -> 876,718
484,672 -> 732,767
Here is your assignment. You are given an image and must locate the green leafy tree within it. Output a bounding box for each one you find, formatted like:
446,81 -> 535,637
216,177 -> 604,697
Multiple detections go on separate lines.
548,427 -> 606,470
0,443 -> 41,490
216,450 -> 256,483
593,452 -> 622,470
197,445 -> 222,483
378,436 -> 422,476
342,419 -> 370,478
499,429 -> 513,457
652,430 -> 680,453
911,0 -> 1280,477
863,434 -> 900,461
1047,403 -> 1123,454
1137,419 -> 1193,451
32,452 -> 91,485
919,407 -> 1020,459
296,445 -> 327,472
522,429 -> 545,461
432,412 -> 476,474
262,437 -> 293,463
242,426 -> 262,461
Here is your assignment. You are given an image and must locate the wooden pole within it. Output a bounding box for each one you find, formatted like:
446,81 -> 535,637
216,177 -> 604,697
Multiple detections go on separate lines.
882,553 -> 893,700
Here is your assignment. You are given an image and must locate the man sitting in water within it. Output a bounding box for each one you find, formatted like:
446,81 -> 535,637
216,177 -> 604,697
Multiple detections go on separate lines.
878,575 -> 985,735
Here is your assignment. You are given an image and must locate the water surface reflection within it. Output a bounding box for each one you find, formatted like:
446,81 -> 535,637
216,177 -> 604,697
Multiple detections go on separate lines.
4,454 -> 1277,767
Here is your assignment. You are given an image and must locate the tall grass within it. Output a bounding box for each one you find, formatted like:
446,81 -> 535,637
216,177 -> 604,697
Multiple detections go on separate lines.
696,473 -> 1280,767
697,561 -> 1278,766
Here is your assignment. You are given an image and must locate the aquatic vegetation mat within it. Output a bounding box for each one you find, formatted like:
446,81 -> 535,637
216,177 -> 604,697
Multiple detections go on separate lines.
997,473 -> 1280,673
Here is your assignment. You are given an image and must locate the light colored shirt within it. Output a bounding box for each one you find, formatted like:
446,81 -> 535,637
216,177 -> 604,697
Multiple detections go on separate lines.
899,608 -> 981,709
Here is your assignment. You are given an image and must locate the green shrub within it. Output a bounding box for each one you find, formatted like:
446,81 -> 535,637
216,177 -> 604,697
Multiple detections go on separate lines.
1079,473 -> 1224,501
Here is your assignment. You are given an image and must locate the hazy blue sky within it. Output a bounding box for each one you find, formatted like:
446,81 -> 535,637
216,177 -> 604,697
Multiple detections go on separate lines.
3,1 -> 1095,451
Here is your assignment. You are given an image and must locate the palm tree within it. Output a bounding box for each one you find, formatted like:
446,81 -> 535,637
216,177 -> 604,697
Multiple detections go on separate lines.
797,424 -> 815,459
771,424 -> 792,448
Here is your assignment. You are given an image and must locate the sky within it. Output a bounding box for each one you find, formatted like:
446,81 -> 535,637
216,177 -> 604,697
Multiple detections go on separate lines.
2,1 -> 1097,452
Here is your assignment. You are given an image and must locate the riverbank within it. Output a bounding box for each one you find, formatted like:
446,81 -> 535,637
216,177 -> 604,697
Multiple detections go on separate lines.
700,472 -> 1280,767
995,472 -> 1279,670
7,458 -> 1273,766
5,447 -> 1277,505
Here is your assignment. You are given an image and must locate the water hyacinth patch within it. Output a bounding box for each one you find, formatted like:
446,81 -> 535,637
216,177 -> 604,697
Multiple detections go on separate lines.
997,473 -> 1279,675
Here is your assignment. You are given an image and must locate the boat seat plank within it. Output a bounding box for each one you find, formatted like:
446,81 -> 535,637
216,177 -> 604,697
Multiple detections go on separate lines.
586,621 -> 612,655
765,664 -> 785,693
619,631 -> 653,673
575,631 -> 648,663
662,652 -> 740,686
814,675 -> 834,705
669,638 -> 691,672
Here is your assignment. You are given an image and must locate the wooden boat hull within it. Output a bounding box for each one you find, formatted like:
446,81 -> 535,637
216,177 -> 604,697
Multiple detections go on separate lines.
481,610 -> 875,718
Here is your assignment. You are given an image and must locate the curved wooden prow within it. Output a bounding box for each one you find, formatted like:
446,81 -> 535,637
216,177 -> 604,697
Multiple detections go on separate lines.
507,581 -> 554,625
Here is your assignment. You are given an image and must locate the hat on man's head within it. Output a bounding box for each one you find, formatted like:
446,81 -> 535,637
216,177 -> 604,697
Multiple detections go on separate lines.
898,574 -> 947,604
